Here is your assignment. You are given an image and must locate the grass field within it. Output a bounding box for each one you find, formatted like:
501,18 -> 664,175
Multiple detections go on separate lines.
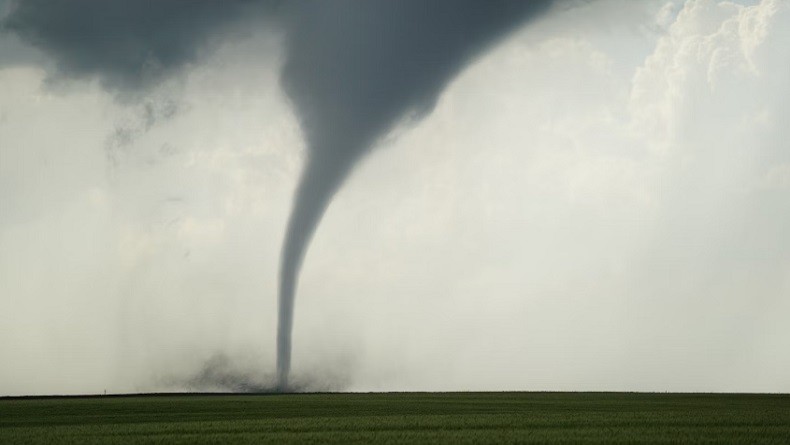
1,392 -> 788,444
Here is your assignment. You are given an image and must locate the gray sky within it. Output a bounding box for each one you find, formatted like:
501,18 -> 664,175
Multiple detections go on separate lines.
1,0 -> 789,395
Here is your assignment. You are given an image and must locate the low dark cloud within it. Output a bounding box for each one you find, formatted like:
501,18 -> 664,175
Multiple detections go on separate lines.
1,0 -> 282,91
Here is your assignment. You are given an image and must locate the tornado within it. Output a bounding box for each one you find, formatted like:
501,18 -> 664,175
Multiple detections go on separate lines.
276,0 -> 555,389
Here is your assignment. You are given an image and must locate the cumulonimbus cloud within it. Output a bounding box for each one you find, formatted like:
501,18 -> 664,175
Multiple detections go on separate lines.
2,0 -> 562,389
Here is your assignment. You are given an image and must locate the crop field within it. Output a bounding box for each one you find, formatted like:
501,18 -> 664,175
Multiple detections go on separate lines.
1,392 -> 788,444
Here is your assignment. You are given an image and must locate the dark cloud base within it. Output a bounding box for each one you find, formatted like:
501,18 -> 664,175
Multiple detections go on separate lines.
1,0 -> 282,91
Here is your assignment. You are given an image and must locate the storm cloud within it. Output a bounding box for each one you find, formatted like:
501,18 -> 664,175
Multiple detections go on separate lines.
1,0 -> 282,91
3,0 -> 557,388
3,0 -> 789,396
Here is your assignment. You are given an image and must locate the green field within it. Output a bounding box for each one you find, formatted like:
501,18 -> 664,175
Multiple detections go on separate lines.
1,392 -> 788,444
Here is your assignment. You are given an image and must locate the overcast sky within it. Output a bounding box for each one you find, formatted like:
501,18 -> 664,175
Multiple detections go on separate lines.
1,0 -> 789,396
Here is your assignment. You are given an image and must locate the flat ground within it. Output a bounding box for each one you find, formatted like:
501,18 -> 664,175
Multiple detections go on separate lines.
1,392 -> 788,444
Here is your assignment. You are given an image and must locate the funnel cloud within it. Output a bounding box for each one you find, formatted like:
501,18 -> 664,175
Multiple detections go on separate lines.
276,0 -> 554,388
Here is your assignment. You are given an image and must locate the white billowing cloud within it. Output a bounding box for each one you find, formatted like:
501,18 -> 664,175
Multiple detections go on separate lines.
617,0 -> 790,390
1,0 -> 789,395
631,0 -> 787,145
